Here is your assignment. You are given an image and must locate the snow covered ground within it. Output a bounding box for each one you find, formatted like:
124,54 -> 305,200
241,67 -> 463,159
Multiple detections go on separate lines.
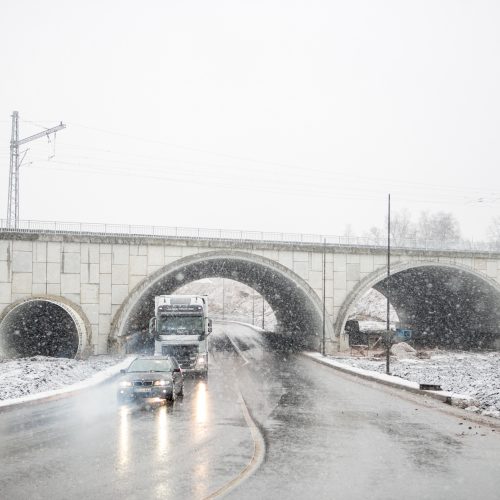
331,350 -> 500,419
0,355 -> 124,402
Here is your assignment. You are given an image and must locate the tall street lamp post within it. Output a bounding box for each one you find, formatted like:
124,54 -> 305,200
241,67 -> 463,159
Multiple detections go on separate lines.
385,194 -> 392,374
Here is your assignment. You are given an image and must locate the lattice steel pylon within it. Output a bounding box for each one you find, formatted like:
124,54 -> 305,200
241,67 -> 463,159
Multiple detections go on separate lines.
7,111 -> 19,228
6,111 -> 66,228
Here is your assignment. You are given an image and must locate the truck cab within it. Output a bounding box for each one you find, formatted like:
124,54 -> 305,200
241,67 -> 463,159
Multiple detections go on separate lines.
150,295 -> 212,378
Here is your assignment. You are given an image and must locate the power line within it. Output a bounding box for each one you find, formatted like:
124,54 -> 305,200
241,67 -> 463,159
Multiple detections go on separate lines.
10,119 -> 500,201
9,118 -> 500,216
64,122 -> 500,197
21,158 -> 495,209
21,143 -> 500,205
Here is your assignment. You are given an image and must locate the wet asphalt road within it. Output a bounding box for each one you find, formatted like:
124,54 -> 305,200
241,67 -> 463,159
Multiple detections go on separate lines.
1,322 -> 500,500
225,324 -> 500,500
0,326 -> 254,500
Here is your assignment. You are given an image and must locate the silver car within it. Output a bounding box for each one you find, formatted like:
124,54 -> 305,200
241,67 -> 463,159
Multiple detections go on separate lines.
117,356 -> 184,404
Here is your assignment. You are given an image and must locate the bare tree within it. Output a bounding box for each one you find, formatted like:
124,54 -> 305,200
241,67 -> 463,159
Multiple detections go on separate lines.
418,211 -> 461,244
388,208 -> 416,246
364,226 -> 383,245
487,216 -> 500,250
369,209 -> 462,248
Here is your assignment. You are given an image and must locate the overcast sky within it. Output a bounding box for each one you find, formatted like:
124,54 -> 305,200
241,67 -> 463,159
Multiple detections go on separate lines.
1,1 -> 499,240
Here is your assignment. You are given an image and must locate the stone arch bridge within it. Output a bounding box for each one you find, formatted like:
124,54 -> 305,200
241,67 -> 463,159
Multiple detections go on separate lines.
1,227 -> 500,357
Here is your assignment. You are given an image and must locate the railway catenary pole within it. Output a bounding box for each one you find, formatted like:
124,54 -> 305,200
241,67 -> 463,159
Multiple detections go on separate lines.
7,111 -> 19,228
6,111 -> 66,228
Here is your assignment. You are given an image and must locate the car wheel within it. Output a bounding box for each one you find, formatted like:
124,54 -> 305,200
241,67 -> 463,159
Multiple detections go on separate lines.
177,384 -> 184,398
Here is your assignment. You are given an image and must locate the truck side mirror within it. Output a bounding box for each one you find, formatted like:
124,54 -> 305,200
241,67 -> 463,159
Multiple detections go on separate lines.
208,318 -> 213,334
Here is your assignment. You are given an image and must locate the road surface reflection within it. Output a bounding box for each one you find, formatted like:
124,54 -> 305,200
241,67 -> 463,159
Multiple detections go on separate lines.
117,405 -> 130,473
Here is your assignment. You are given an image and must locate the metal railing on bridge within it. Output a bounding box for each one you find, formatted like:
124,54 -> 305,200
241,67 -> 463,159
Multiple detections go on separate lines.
0,219 -> 496,253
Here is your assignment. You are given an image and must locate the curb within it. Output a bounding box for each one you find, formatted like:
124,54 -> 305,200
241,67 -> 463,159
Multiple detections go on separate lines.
302,352 -> 473,408
0,356 -> 134,412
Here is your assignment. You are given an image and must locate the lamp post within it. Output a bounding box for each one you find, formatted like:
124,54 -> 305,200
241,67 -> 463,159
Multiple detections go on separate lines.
322,238 -> 326,356
385,194 -> 392,374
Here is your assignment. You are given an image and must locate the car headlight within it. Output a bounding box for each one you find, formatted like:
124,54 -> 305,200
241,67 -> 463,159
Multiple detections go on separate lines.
119,381 -> 132,387
153,380 -> 171,386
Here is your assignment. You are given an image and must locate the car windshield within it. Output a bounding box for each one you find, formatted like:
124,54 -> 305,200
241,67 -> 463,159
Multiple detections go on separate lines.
157,315 -> 204,335
127,358 -> 173,373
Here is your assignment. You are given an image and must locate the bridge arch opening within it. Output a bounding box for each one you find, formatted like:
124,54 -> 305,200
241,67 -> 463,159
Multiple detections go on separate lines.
176,278 -> 277,329
112,251 -> 329,353
347,288 -> 399,342
0,298 -> 87,358
338,263 -> 500,349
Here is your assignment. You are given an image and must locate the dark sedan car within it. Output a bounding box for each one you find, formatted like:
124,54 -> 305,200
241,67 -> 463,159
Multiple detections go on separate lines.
117,356 -> 184,404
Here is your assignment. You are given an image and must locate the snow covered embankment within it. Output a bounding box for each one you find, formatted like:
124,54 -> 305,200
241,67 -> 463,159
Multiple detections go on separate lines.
332,351 -> 500,419
0,355 -> 129,405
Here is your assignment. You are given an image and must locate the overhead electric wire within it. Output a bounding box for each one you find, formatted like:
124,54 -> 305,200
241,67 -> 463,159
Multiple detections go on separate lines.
62,122 -> 500,197
54,143 -> 497,199
22,157 -> 494,208
23,159 -> 390,202
11,119 -> 500,208
13,119 -> 500,199
23,145 -> 498,203
21,154 -> 448,199
22,143 -> 497,205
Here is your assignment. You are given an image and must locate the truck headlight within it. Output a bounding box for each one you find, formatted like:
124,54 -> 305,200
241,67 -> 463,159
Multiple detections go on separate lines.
119,381 -> 132,387
154,380 -> 171,386
197,354 -> 206,365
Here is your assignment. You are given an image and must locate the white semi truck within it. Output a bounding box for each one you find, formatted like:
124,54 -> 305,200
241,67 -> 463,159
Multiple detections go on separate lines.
149,295 -> 212,378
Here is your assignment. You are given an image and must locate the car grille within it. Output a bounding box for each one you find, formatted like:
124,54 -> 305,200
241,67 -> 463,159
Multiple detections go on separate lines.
133,381 -> 153,387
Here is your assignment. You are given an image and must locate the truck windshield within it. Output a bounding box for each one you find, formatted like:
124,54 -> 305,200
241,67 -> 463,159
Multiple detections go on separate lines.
158,315 -> 204,335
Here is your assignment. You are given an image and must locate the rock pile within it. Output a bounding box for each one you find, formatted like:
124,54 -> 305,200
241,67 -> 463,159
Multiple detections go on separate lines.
390,342 -> 417,359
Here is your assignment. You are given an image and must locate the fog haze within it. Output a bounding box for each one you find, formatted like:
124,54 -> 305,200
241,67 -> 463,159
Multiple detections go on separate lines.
1,0 -> 499,239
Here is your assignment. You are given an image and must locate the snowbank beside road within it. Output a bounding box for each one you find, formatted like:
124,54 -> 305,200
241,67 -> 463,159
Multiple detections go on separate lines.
331,351 -> 500,418
0,355 -> 131,406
